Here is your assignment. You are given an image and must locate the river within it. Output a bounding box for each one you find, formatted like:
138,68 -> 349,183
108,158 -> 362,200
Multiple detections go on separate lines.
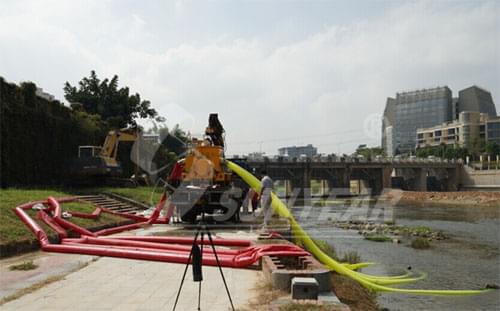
290,198 -> 500,311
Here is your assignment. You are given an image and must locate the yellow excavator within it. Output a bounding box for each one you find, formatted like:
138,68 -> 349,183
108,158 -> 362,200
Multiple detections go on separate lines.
71,128 -> 146,186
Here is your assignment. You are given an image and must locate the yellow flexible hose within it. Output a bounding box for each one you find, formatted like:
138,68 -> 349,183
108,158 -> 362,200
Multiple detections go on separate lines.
342,262 -> 374,270
227,160 -> 490,295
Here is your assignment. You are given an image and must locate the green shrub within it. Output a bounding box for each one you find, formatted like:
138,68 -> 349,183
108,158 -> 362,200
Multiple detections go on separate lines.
312,239 -> 337,259
411,237 -> 430,249
412,226 -> 431,235
340,251 -> 361,264
364,234 -> 392,242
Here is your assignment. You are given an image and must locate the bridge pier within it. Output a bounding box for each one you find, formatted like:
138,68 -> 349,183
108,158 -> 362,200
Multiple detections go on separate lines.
370,167 -> 393,194
445,167 -> 460,191
290,177 -> 311,198
414,168 -> 428,192
284,180 -> 293,197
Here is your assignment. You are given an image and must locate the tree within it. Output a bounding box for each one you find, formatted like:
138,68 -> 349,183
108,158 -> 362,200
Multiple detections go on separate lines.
154,124 -> 188,156
63,71 -> 161,128
485,142 -> 500,157
133,123 -> 189,180
416,145 -> 469,160
354,145 -> 384,159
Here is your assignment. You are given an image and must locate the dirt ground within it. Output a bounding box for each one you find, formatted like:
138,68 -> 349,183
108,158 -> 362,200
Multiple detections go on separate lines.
384,190 -> 500,207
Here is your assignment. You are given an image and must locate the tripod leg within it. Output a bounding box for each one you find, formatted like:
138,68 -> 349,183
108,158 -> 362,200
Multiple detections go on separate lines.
172,229 -> 200,311
205,228 -> 235,311
198,232 -> 204,311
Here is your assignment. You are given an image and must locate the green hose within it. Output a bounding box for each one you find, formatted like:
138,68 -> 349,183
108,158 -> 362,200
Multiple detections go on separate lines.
226,160 -> 490,295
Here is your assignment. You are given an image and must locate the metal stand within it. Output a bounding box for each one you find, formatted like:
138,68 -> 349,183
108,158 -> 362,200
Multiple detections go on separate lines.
172,213 -> 235,311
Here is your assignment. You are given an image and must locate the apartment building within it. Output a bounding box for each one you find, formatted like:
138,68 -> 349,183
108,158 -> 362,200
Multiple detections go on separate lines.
416,111 -> 491,149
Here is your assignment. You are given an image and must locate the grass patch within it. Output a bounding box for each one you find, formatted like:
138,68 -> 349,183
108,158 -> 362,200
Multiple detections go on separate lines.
306,239 -> 361,265
9,260 -> 38,271
0,187 -> 147,248
411,237 -> 430,249
339,251 -> 361,264
0,188 -> 75,245
411,226 -> 432,235
364,234 -> 391,242
311,239 -> 338,259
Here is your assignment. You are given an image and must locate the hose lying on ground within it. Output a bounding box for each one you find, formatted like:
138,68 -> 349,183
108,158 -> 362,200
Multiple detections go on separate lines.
226,160 -> 490,295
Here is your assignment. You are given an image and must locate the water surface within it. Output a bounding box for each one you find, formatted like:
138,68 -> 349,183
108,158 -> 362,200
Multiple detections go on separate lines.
291,199 -> 500,311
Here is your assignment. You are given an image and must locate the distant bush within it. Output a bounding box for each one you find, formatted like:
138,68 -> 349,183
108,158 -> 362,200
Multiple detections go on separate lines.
364,234 -> 392,242
411,237 -> 430,249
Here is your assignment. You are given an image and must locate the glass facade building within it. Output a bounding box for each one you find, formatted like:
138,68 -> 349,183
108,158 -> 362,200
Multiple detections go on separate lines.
382,85 -> 497,155
486,118 -> 500,145
386,87 -> 452,155
458,86 -> 497,117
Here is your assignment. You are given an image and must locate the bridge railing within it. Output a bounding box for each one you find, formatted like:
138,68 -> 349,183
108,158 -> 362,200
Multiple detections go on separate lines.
244,155 -> 464,165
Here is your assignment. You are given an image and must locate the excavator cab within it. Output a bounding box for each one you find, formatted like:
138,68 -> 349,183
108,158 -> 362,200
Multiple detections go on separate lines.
78,146 -> 102,158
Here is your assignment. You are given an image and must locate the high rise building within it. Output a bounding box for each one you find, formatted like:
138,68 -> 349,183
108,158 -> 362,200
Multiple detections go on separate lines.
382,85 -> 497,156
457,86 -> 497,117
486,117 -> 500,145
381,98 -> 395,154
383,86 -> 452,156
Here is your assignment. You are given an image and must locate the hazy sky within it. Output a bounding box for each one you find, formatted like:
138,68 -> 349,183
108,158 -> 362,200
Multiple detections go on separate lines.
1,0 -> 499,155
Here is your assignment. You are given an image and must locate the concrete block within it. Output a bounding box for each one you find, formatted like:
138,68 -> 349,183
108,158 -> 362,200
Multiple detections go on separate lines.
291,277 -> 318,300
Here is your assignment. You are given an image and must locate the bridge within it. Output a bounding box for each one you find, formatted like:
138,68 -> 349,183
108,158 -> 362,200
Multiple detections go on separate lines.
244,158 -> 463,196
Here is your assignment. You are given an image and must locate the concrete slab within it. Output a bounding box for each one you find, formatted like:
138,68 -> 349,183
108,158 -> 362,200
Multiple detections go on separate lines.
1,256 -> 260,310
0,251 -> 97,300
0,226 -> 261,310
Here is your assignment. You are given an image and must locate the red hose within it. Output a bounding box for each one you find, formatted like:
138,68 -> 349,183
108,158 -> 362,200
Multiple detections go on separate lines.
37,210 -> 67,239
109,236 -> 253,247
14,196 -> 310,269
69,208 -> 102,219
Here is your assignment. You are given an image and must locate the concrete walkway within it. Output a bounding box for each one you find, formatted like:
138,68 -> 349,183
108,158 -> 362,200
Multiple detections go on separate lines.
0,252 -> 96,301
0,227 -> 261,310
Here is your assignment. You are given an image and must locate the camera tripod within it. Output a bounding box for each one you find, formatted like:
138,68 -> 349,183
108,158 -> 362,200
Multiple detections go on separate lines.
172,213 -> 235,311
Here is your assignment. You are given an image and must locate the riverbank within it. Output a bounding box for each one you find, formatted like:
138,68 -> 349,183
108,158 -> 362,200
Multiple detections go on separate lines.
385,190 -> 500,208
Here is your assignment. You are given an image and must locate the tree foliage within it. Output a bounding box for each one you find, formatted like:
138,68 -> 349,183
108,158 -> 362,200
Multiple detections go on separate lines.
354,145 -> 384,159
160,125 -> 188,156
1,77 -> 106,187
416,144 -> 469,159
144,124 -> 189,177
416,142 -> 499,161
485,142 -> 500,157
64,71 -> 160,128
